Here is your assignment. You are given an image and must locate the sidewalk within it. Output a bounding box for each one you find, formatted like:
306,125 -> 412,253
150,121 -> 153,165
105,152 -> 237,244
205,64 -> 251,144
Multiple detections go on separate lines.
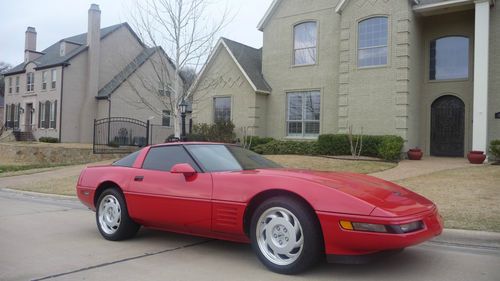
370,156 -> 473,181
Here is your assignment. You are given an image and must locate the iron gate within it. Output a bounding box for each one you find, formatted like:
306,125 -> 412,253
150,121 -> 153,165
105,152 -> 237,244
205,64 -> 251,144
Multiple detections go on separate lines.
93,117 -> 149,154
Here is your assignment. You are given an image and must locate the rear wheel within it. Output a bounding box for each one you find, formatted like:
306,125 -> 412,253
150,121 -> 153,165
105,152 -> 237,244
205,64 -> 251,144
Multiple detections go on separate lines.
250,196 -> 323,274
96,188 -> 140,241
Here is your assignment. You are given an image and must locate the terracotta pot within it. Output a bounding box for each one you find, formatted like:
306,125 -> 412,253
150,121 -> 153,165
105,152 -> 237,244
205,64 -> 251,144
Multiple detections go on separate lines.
467,151 -> 486,164
407,149 -> 423,160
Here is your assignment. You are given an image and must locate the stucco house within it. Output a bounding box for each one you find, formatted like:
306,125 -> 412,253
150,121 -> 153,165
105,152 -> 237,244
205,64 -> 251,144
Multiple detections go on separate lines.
3,4 -> 181,143
191,0 -> 500,157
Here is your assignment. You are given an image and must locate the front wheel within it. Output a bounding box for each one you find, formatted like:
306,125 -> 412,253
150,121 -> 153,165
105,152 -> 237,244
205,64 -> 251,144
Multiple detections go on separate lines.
96,188 -> 140,241
250,196 -> 323,274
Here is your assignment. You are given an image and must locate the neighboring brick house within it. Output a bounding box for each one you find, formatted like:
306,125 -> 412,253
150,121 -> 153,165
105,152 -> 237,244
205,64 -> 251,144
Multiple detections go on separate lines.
3,4 -> 181,143
191,0 -> 500,157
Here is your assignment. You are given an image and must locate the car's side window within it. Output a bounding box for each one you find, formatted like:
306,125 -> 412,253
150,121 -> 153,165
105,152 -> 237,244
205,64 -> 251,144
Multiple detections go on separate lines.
112,150 -> 141,167
142,146 -> 199,172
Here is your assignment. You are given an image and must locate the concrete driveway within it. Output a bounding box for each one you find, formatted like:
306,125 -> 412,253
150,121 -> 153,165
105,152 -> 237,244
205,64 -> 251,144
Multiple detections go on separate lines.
1,188 -> 499,281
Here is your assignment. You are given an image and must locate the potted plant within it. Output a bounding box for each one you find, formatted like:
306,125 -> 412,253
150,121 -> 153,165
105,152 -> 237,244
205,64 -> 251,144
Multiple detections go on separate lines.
467,150 -> 486,164
407,147 -> 423,160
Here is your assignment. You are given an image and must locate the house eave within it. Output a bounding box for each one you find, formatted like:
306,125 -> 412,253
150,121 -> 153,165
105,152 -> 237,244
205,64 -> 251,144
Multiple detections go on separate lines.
413,0 -> 495,15
257,0 -> 282,31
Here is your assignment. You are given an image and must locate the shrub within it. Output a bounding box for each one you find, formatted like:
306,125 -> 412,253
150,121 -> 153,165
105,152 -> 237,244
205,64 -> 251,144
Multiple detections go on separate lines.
38,137 -> 59,143
253,140 -> 319,155
244,136 -> 275,151
490,140 -> 500,160
107,140 -> 119,148
317,134 -> 350,155
191,121 -> 236,143
185,133 -> 207,142
377,136 -> 404,161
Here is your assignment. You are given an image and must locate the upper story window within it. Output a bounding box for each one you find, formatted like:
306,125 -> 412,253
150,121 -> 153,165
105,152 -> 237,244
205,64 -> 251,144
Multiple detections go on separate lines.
15,76 -> 20,93
42,71 -> 48,90
214,97 -> 231,122
162,110 -> 171,127
287,91 -> 320,137
293,21 -> 317,65
51,69 -> 57,89
8,77 -> 12,93
430,36 -> 469,80
26,72 -> 34,92
358,16 -> 388,67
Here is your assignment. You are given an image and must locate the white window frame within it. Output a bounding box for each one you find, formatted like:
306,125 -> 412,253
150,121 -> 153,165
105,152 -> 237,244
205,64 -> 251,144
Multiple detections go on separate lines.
213,96 -> 232,122
42,71 -> 48,90
51,69 -> 57,89
293,21 -> 318,66
50,101 -> 56,128
8,77 -> 12,93
40,102 -> 46,128
357,16 -> 389,68
26,72 -> 34,92
286,91 -> 321,137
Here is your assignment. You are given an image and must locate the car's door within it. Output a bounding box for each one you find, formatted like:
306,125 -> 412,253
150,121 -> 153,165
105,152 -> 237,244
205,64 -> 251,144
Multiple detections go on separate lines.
126,145 -> 213,235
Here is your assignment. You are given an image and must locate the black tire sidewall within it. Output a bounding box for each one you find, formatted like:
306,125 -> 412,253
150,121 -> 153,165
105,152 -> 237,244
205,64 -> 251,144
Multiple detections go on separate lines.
250,196 -> 323,274
96,188 -> 139,241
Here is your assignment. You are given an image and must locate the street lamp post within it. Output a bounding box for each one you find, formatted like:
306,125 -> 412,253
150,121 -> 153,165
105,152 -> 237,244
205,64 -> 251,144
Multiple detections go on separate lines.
179,99 -> 188,141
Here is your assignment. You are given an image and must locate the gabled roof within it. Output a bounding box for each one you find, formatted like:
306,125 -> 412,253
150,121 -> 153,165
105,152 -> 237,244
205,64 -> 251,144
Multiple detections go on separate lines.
96,47 -> 159,99
191,37 -> 271,94
257,0 -> 282,31
4,23 -> 134,75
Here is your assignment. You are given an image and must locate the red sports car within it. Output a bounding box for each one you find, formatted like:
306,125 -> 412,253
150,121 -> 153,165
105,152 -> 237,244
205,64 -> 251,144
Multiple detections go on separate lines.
77,143 -> 443,274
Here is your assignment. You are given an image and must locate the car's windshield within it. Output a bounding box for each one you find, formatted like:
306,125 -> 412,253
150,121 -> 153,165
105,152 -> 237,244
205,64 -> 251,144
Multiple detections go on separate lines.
185,144 -> 282,172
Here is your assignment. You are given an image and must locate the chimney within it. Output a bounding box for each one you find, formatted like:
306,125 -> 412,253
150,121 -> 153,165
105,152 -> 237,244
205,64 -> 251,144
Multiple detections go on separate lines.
24,27 -> 39,62
87,4 -> 101,47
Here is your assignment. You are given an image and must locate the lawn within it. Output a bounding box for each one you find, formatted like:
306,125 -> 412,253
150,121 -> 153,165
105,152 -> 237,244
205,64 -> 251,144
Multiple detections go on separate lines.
0,163 -> 71,175
264,155 -> 396,174
397,165 -> 500,232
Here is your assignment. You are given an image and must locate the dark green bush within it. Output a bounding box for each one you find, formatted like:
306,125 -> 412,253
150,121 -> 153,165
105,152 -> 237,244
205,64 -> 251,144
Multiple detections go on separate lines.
377,136 -> 405,161
490,140 -> 500,160
191,121 -> 236,143
317,134 -> 350,155
245,136 -> 275,150
38,137 -> 59,143
107,140 -> 119,148
253,140 -> 319,155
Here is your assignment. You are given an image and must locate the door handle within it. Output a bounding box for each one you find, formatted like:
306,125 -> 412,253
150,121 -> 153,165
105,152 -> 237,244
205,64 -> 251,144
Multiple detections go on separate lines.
134,176 -> 144,182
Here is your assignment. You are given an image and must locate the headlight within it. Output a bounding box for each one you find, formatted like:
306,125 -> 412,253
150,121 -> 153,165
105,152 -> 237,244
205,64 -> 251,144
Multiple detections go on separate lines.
398,221 -> 423,233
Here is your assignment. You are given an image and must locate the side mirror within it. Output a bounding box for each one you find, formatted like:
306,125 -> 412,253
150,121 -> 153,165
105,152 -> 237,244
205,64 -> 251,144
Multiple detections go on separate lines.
170,163 -> 197,178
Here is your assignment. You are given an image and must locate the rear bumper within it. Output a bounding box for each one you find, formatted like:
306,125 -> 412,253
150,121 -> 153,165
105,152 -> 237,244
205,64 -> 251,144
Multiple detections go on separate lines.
76,185 -> 96,210
317,208 -> 443,256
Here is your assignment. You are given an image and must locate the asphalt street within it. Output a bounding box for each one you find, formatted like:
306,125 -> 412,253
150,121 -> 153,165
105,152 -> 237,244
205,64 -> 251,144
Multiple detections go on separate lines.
0,188 -> 499,281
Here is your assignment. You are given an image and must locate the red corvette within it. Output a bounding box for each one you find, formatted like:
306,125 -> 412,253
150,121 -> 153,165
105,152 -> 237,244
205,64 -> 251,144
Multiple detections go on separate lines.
77,142 -> 443,274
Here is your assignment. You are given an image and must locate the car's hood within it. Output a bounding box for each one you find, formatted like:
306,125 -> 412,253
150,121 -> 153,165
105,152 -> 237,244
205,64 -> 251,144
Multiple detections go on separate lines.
267,169 -> 435,217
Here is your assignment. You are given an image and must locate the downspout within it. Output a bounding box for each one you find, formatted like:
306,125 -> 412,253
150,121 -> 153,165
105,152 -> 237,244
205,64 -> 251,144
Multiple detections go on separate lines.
107,96 -> 111,144
58,65 -> 65,142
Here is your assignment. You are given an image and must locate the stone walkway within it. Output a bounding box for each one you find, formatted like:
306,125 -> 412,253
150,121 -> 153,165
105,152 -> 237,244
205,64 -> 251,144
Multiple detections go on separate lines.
369,156 -> 474,181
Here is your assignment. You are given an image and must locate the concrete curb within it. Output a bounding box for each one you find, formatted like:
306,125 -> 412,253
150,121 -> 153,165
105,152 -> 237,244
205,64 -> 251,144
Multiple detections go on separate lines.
430,229 -> 500,250
0,187 -> 77,200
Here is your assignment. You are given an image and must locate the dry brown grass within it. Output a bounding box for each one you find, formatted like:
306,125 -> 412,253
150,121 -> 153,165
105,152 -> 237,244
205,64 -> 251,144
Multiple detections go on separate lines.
7,175 -> 79,196
265,155 -> 396,174
397,165 -> 500,232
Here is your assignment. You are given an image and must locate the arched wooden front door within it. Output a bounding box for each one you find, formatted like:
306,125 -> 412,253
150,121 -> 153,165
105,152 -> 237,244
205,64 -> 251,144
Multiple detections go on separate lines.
430,95 -> 465,157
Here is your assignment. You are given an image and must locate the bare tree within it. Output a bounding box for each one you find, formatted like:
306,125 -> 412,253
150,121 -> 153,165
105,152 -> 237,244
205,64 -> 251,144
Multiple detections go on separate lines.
127,0 -> 230,137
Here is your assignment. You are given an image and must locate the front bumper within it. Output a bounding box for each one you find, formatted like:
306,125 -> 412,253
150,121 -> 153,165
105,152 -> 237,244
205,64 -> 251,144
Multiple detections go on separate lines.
317,207 -> 443,256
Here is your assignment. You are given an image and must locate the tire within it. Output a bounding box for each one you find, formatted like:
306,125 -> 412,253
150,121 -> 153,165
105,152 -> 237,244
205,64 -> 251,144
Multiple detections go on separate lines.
96,188 -> 140,241
250,196 -> 323,274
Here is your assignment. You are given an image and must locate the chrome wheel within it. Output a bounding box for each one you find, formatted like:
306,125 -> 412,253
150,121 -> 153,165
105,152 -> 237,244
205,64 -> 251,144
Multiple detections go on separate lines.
98,194 -> 122,235
256,207 -> 304,266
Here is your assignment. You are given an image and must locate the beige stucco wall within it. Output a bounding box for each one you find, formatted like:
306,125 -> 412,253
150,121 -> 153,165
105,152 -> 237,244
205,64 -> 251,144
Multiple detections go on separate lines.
191,46 -> 262,137
261,0 -> 340,139
488,5 -> 500,145
418,10 -> 475,156
3,62 -> 62,140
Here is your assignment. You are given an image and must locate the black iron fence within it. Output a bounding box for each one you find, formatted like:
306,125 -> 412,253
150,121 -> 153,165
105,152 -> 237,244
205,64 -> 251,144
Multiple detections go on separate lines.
93,117 -> 149,154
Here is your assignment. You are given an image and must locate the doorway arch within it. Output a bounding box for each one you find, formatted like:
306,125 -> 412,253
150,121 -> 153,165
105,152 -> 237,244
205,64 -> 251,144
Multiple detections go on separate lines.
430,95 -> 465,157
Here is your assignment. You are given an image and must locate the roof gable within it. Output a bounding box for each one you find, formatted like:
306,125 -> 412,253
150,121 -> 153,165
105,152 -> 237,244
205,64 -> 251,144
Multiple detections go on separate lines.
257,0 -> 282,31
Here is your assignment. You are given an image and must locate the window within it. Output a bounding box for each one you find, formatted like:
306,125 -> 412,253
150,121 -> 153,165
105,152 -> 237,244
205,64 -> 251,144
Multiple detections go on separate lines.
358,17 -> 388,67
5,104 -> 11,128
8,77 -> 12,93
14,103 -> 19,128
42,71 -> 48,90
15,76 -> 19,93
293,21 -> 317,65
185,144 -> 282,172
287,91 -> 320,137
39,102 -> 45,128
51,69 -> 57,89
112,150 -> 141,167
26,72 -> 34,92
162,110 -> 171,127
214,97 -> 231,122
430,36 -> 469,80
50,101 -> 57,129
142,145 -> 199,172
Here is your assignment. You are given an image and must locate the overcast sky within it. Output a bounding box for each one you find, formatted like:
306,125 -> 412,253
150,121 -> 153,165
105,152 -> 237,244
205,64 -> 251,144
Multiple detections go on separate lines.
0,0 -> 271,67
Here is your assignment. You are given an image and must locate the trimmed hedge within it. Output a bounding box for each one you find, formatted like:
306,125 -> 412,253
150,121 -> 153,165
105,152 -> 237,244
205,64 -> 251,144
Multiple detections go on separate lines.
244,136 -> 275,150
490,140 -> 500,160
255,134 -> 404,161
39,137 -> 59,143
188,121 -> 236,143
254,140 -> 319,155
